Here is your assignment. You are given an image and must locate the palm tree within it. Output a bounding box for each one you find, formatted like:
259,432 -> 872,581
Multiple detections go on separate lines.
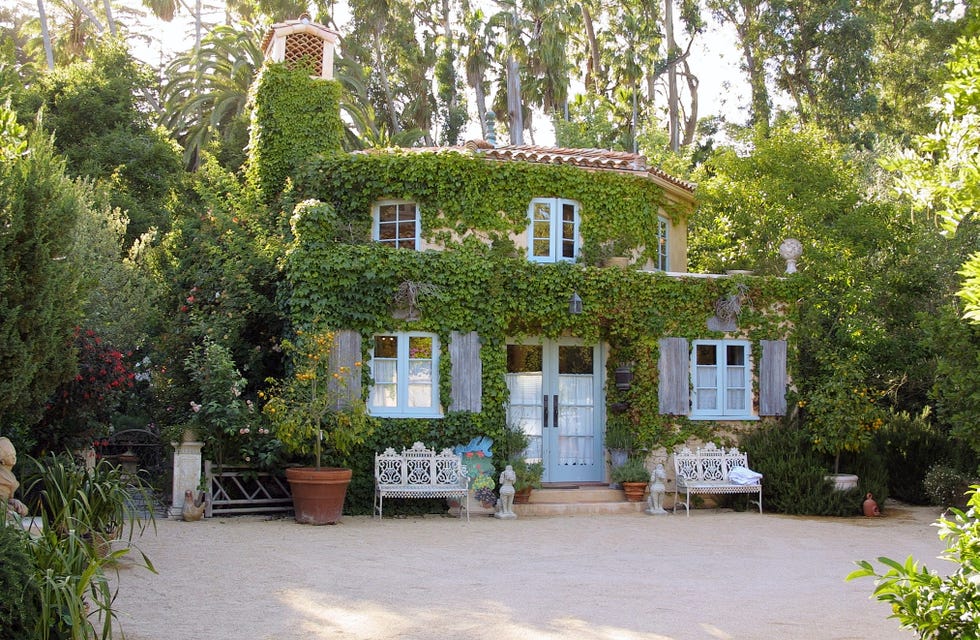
160,23 -> 263,169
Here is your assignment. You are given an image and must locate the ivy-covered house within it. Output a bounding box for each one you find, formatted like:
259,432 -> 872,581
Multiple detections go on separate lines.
252,17 -> 796,486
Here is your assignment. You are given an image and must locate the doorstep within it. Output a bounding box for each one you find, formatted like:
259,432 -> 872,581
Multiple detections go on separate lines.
511,483 -> 677,517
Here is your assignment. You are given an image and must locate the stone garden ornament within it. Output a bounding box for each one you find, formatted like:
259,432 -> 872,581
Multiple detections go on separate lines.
495,464 -> 517,519
646,463 -> 668,515
0,437 -> 29,521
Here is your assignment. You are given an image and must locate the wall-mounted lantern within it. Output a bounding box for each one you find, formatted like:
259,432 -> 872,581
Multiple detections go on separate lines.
614,364 -> 634,391
568,292 -> 583,315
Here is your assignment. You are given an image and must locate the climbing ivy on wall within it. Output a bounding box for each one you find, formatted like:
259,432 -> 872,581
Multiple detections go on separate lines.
289,150 -> 684,265
285,204 -> 800,455
245,63 -> 344,204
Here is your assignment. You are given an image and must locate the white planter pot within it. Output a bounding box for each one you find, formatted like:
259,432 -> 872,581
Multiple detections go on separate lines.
825,473 -> 859,491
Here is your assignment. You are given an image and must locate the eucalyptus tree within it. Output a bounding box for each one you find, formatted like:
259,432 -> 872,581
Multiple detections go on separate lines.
705,0 -> 773,129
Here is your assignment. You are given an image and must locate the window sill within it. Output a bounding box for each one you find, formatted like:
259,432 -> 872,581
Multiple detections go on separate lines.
368,410 -> 444,419
688,414 -> 759,421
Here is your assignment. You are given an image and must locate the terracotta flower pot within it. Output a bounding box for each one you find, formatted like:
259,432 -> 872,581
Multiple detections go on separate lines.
285,467 -> 352,525
621,481 -> 647,502
513,487 -> 533,504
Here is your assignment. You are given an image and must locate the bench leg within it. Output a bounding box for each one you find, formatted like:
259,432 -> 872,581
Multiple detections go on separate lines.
673,488 -> 690,516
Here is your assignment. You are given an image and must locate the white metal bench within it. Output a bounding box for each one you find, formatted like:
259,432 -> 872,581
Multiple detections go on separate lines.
672,442 -> 763,516
374,442 -> 470,520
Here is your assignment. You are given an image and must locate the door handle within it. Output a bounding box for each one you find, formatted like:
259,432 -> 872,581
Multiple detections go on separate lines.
553,395 -> 559,428
543,394 -> 549,429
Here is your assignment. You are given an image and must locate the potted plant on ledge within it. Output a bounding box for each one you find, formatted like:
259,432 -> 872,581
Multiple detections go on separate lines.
264,326 -> 375,524
511,458 -> 544,504
611,458 -> 651,502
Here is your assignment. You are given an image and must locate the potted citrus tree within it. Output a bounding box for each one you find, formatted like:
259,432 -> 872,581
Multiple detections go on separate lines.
263,326 -> 374,524
801,359 -> 884,491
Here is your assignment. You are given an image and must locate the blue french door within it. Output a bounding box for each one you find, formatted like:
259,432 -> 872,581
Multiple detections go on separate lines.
505,339 -> 604,483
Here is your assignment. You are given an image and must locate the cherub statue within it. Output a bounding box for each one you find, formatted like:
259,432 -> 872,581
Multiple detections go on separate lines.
645,463 -> 668,515
0,437 -> 29,521
495,464 -> 517,519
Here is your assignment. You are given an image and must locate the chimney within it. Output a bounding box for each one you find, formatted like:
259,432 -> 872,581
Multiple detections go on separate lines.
261,13 -> 340,80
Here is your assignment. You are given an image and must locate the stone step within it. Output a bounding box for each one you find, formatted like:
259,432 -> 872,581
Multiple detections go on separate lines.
505,484 -> 673,517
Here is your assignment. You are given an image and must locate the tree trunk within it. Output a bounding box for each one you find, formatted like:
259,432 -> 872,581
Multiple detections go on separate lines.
37,0 -> 55,69
665,0 -> 679,152
373,28 -> 401,134
681,58 -> 698,146
582,3 -> 602,95
507,53 -> 523,145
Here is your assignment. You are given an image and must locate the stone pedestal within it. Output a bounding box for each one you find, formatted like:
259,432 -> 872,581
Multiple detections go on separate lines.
170,440 -> 204,518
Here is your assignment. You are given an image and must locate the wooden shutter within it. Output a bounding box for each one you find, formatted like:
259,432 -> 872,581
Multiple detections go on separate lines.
759,339 -> 788,416
658,337 -> 690,415
450,331 -> 482,412
329,330 -> 362,408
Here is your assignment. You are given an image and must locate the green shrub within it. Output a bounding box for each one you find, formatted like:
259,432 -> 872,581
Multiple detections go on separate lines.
741,421 -> 886,516
0,524 -> 38,638
848,488 -> 980,638
610,458 -> 651,483
875,409 -> 954,504
923,464 -> 972,509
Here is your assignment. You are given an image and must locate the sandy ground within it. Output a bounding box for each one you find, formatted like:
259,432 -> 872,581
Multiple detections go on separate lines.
110,503 -> 950,640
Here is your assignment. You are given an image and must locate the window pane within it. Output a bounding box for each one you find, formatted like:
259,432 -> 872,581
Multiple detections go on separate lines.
726,388 -> 745,411
558,345 -> 592,374
533,238 -> 551,256
408,336 -> 432,359
533,202 -> 552,222
378,204 -> 398,222
696,366 -> 717,387
372,359 -> 397,385
561,239 -> 575,258
696,389 -> 717,410
727,344 -> 745,366
507,345 -> 543,373
408,383 -> 432,407
562,203 -> 576,224
370,383 -> 397,407
375,335 -> 398,358
696,344 -> 717,365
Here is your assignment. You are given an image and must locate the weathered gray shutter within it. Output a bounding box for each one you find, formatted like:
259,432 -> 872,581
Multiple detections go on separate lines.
658,337 -> 690,415
329,329 -> 362,408
450,331 -> 482,412
759,339 -> 787,416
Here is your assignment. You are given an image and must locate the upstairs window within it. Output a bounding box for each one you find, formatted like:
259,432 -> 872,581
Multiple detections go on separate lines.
369,333 -> 440,417
373,201 -> 420,250
690,340 -> 752,419
655,216 -> 669,271
528,198 -> 580,263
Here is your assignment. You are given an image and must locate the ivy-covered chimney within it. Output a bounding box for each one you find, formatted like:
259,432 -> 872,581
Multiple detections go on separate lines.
245,14 -> 344,203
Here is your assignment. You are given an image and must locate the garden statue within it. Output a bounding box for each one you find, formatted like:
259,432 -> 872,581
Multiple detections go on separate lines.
495,464 -> 517,519
0,437 -> 29,521
645,463 -> 668,515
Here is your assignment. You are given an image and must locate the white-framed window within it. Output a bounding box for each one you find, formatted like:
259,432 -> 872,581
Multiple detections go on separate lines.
373,200 -> 420,250
655,216 -> 669,271
690,339 -> 753,419
527,198 -> 580,263
369,332 -> 440,417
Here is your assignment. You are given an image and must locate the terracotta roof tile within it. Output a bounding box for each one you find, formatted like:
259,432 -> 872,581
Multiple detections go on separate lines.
353,142 -> 696,193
